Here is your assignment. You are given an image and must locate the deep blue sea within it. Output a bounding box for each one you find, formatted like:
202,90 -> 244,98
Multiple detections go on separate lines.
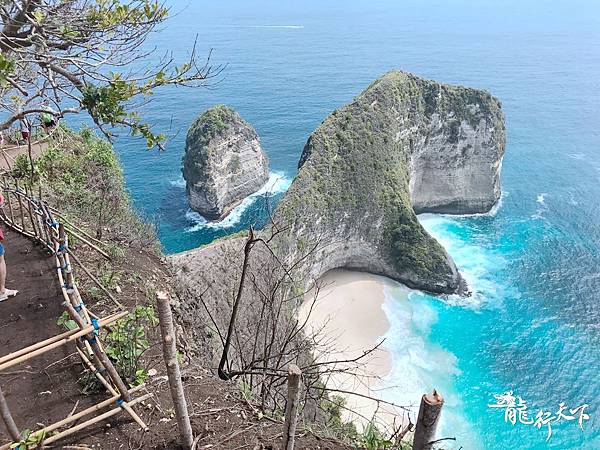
100,1 -> 600,448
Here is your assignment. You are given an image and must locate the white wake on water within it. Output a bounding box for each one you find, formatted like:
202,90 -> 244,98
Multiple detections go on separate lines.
537,193 -> 547,205
532,192 -> 549,219
228,25 -> 304,29
183,172 -> 292,232
381,215 -> 505,448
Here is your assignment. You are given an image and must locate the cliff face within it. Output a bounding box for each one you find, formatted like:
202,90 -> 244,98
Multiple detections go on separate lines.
173,71 -> 505,302
274,71 -> 505,293
183,105 -> 269,220
407,83 -> 505,214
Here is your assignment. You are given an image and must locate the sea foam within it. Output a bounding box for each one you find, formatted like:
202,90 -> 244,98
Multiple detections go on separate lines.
184,171 -> 292,232
418,215 -> 507,309
381,214 -> 503,448
381,286 -> 481,448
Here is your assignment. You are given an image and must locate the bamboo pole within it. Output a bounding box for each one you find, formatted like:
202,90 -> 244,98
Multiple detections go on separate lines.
282,364 -> 302,450
36,200 -> 55,250
37,210 -> 52,251
40,393 -> 152,446
52,233 -> 110,370
0,386 -> 19,442
23,186 -> 39,238
0,312 -> 127,372
56,221 -> 111,260
55,226 -> 99,339
0,191 -> 31,238
68,249 -> 124,309
54,227 -> 109,356
2,186 -> 15,226
48,207 -> 107,247
156,291 -> 194,450
61,301 -> 131,402
0,151 -> 13,172
0,316 -> 119,365
0,386 -> 145,450
13,181 -> 27,232
1,219 -> 36,240
413,390 -> 444,450
75,346 -> 148,431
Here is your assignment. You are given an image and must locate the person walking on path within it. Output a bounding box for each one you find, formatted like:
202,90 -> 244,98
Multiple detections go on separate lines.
0,192 -> 18,302
19,119 -> 29,144
41,101 -> 57,133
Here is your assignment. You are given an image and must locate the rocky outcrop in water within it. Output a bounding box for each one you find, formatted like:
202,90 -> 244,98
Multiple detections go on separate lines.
174,71 -> 505,301
183,105 -> 269,220
275,70 -> 505,293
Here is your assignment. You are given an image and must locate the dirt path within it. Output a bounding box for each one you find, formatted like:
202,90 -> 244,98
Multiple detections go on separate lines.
0,229 -> 95,442
0,142 -> 48,171
0,228 -> 353,449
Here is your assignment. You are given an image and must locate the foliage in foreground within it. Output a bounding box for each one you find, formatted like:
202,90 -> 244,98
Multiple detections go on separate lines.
0,0 -> 222,148
9,428 -> 46,450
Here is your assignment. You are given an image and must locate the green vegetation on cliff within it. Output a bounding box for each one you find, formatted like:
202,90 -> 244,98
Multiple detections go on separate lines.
185,104 -> 241,150
12,125 -> 158,250
275,70 -> 504,292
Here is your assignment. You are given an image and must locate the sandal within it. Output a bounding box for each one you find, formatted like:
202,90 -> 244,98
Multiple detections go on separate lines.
0,289 -> 19,302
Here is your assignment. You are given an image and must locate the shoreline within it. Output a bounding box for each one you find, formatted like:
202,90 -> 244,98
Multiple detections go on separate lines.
300,269 -> 409,430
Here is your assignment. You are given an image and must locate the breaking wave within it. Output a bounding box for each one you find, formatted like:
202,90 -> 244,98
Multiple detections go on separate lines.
184,171 -> 292,232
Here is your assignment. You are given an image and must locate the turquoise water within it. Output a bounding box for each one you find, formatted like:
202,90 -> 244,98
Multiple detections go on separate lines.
104,1 -> 599,448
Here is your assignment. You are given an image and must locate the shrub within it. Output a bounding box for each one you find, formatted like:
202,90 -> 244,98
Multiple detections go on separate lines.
104,304 -> 159,386
57,304 -> 158,388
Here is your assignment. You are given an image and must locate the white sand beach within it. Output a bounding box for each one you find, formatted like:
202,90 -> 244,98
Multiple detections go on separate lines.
300,269 -> 409,431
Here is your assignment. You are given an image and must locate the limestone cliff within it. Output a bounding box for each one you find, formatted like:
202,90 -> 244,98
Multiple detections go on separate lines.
173,71 -> 505,303
183,105 -> 269,220
275,70 -> 505,293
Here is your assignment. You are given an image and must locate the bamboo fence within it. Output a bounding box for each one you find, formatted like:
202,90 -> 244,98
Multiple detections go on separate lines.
0,175 -> 149,447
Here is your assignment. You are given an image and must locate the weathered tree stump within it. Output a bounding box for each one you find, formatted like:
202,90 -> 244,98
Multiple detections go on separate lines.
413,389 -> 444,450
157,291 -> 194,450
282,364 -> 302,450
0,386 -> 20,441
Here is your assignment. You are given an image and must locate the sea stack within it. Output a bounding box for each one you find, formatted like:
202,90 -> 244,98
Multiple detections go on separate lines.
183,105 -> 269,220
173,71 -> 505,298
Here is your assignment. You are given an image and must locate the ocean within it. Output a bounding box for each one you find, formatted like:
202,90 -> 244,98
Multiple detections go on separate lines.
107,1 -> 600,448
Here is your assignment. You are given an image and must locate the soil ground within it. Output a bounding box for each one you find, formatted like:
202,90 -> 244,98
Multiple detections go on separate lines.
0,229 -> 351,449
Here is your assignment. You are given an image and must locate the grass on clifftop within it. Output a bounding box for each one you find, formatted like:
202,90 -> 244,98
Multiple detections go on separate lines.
276,70 -> 466,289
186,104 -> 241,149
12,124 -> 158,253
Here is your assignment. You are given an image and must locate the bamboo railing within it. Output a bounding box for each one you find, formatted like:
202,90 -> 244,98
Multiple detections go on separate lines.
0,175 -> 149,447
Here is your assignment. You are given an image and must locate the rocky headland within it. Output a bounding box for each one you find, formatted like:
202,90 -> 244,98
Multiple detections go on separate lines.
171,70 -> 505,360
274,70 -> 505,294
182,105 -> 269,220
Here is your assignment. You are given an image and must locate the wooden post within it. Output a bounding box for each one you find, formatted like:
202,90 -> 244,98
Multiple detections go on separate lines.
412,389 -> 444,450
156,291 -> 194,450
282,364 -> 302,450
0,386 -> 19,442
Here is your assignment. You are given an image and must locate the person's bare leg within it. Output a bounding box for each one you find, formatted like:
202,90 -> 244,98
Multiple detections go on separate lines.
0,254 -> 5,294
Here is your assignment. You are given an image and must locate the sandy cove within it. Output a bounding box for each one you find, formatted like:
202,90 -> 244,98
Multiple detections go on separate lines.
300,269 -> 409,431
